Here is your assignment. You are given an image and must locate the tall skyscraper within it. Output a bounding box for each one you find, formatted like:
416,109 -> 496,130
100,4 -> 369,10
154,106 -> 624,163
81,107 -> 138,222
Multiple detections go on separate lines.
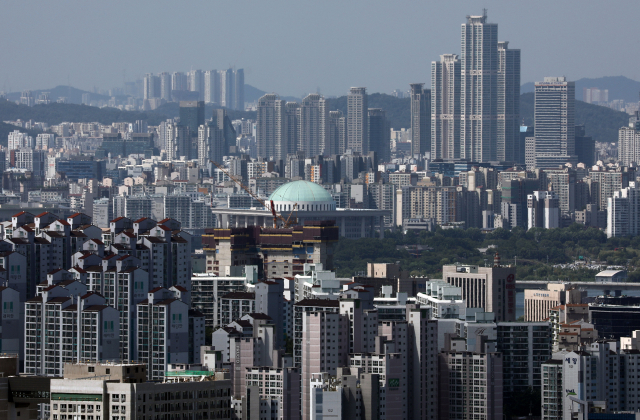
159,72 -> 172,101
256,94 -> 287,160
497,41 -> 521,162
233,68 -> 244,111
219,69 -> 233,109
179,101 -> 205,136
299,93 -> 326,158
143,73 -> 159,100
460,11 -> 498,162
189,69 -> 204,100
534,77 -> 576,168
204,70 -> 219,104
198,121 -> 224,167
410,83 -> 431,158
284,102 -> 300,156
171,72 -> 187,92
368,108 -> 390,163
431,54 -> 461,160
347,87 -> 369,154
328,110 -> 345,156
165,123 -> 190,160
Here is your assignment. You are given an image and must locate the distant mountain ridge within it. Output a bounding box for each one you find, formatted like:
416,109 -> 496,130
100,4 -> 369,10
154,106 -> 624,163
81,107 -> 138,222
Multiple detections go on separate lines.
521,76 -> 640,102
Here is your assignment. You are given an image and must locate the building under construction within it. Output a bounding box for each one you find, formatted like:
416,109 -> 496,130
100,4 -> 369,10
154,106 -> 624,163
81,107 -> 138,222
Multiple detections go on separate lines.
202,220 -> 339,279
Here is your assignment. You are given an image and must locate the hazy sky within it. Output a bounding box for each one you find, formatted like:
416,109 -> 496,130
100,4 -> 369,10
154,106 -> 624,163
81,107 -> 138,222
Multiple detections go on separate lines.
2,0 -> 639,97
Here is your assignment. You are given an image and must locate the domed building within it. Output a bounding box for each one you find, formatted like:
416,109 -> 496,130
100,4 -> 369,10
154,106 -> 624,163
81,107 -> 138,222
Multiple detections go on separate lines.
212,180 -> 389,239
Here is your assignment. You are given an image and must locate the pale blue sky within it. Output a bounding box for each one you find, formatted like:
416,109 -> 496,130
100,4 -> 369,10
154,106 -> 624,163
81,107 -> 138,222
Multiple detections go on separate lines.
2,0 -> 638,97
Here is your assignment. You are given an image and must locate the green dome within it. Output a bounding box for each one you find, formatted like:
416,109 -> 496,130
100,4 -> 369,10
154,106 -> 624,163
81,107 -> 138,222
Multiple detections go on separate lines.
269,180 -> 334,203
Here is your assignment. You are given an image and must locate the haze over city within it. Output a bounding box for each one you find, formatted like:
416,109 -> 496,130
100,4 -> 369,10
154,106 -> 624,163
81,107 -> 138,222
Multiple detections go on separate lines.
2,0 -> 640,96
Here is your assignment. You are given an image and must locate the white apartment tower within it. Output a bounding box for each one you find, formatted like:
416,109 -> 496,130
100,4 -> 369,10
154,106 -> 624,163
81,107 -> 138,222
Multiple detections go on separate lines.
347,87 -> 369,154
534,77 -> 576,168
460,12 -> 499,162
431,54 -> 461,159
410,83 -> 431,157
204,69 -> 220,104
607,182 -> 640,238
497,41 -> 521,162
256,94 -> 287,160
159,72 -> 172,100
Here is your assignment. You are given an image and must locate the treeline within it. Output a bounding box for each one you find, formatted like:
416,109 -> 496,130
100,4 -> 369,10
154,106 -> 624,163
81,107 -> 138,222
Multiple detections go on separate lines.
333,224 -> 640,282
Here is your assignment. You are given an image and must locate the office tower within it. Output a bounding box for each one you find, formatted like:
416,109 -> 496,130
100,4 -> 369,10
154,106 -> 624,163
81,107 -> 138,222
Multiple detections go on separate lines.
347,87 -> 369,153
534,77 -> 577,168
575,125 -> 595,166
431,54 -> 461,159
607,182 -> 640,238
233,68 -> 244,110
159,72 -> 172,100
527,190 -> 560,229
368,108 -> 390,163
443,261 -> 517,322
179,100 -> 205,136
220,68 -> 233,108
497,41 -> 521,162
256,94 -> 288,160
460,12 -> 498,162
285,102 -> 301,155
214,108 -> 237,154
188,69 -> 204,100
14,148 -> 46,178
171,71 -> 187,91
328,110 -> 346,156
143,73 -> 159,100
204,70 -> 219,104
410,83 -> 431,157
299,93 -> 326,158
198,121 -> 224,166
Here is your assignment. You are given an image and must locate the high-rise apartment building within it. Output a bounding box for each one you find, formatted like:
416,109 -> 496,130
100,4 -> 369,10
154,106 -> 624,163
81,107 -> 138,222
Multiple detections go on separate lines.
410,83 -> 431,157
198,121 -> 224,167
188,69 -> 204,101
347,87 -> 368,154
534,77 -> 576,168
460,12 -> 498,162
607,182 -> 640,238
328,110 -> 346,156
497,41 -> 521,162
233,68 -> 245,111
220,68 -> 233,109
204,69 -> 220,104
171,71 -> 187,92
299,93 -> 326,158
368,108 -> 390,163
431,54 -> 461,160
165,123 -> 190,160
159,72 -> 172,100
143,73 -> 159,100
527,190 -> 560,229
256,94 -> 287,160
285,102 -> 301,156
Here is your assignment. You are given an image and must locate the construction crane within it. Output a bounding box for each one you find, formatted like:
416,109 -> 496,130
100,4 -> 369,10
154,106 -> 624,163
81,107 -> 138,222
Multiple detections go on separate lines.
210,160 -> 298,228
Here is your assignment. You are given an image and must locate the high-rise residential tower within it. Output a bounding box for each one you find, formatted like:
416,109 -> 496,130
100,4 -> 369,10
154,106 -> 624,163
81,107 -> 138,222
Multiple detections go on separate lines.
368,108 -> 390,163
299,93 -> 327,158
410,83 -> 431,157
534,77 -> 576,168
188,69 -> 204,101
233,68 -> 244,111
171,72 -> 187,92
220,69 -> 233,109
497,41 -> 521,162
460,11 -> 498,162
328,110 -> 346,156
159,72 -> 172,101
204,70 -> 220,104
347,87 -> 369,154
143,73 -> 159,100
431,54 -> 461,160
256,94 -> 287,160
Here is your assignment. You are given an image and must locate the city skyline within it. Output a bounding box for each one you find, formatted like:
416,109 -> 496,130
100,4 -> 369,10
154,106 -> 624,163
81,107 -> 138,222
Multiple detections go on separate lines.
1,1 -> 640,97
